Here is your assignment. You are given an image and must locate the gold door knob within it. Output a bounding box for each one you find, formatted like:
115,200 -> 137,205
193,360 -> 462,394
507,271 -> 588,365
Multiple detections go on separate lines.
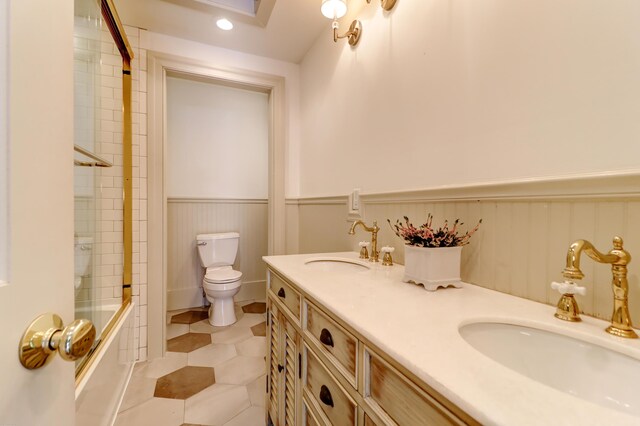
19,313 -> 96,370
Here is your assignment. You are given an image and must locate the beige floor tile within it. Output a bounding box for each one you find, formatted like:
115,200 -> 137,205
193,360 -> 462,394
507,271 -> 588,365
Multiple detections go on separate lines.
211,326 -> 253,345
167,323 -> 190,339
115,397 -> 184,426
231,313 -> 266,329
189,319 -> 218,334
184,384 -> 250,426
188,343 -> 237,367
235,337 -> 266,357
223,406 -> 265,426
246,375 -> 266,407
215,356 -> 266,385
118,375 -> 158,413
134,351 -> 188,379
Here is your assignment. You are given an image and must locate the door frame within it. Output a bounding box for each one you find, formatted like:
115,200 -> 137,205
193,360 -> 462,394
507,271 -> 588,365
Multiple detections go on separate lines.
147,52 -> 287,359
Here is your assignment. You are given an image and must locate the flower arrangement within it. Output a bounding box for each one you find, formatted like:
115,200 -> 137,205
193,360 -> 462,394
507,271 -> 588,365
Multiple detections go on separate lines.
388,213 -> 482,248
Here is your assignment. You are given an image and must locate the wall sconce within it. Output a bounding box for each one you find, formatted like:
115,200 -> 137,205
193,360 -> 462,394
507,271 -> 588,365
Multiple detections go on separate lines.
321,0 -> 398,47
321,0 -> 362,46
366,0 -> 397,11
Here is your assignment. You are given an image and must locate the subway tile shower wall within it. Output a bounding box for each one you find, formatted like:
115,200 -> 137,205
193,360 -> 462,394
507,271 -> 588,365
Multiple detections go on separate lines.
86,26 -> 149,361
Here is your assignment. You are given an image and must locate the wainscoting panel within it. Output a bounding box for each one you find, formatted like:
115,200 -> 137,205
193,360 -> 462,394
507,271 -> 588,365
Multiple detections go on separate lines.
295,174 -> 640,325
167,198 -> 268,310
297,198 -> 351,254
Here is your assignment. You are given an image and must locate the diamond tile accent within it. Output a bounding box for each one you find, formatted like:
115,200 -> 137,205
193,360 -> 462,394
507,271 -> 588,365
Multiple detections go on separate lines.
168,333 -> 211,353
172,310 -> 209,324
155,366 -> 216,399
242,302 -> 266,314
251,321 -> 266,337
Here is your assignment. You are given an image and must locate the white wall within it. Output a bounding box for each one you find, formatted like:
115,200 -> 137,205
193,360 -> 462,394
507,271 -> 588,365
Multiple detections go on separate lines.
299,0 -> 640,197
146,31 -> 301,197
166,76 -> 269,198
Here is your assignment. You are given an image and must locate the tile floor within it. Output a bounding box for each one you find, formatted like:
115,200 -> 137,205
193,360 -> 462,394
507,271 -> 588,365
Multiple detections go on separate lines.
115,301 -> 268,426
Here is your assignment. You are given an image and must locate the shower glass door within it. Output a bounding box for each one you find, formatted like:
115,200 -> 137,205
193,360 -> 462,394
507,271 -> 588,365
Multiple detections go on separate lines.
74,0 -> 125,371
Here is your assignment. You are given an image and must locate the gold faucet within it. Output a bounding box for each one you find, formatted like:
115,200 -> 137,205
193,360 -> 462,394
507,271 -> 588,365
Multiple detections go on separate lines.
557,236 -> 637,338
349,220 -> 380,262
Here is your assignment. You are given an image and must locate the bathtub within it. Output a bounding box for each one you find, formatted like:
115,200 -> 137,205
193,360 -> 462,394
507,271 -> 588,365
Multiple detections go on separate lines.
75,303 -> 135,426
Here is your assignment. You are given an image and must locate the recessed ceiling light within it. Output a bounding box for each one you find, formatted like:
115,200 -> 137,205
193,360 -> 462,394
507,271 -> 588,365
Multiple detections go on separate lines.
216,18 -> 233,31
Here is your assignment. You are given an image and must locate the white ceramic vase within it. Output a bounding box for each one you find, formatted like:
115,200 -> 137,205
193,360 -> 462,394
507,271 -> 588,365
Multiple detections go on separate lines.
402,245 -> 463,291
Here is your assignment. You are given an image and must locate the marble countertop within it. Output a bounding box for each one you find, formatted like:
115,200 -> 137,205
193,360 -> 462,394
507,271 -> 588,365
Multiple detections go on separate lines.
263,251 -> 640,426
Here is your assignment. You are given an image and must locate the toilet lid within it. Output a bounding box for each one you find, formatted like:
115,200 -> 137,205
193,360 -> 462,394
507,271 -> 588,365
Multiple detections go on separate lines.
204,268 -> 242,284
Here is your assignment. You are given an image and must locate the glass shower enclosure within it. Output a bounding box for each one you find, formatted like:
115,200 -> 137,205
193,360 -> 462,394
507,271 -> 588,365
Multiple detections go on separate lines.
73,0 -> 133,378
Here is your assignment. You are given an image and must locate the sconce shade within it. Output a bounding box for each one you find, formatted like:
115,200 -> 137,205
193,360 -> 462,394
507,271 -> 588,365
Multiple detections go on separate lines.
321,0 -> 347,19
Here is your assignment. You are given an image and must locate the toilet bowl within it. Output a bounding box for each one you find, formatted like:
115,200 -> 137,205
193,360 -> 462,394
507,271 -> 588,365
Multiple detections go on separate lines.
74,236 -> 93,296
203,266 -> 242,326
196,232 -> 243,326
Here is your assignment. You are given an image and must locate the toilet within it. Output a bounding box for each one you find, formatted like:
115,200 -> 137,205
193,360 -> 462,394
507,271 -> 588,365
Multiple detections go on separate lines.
74,236 -> 93,295
196,232 -> 243,326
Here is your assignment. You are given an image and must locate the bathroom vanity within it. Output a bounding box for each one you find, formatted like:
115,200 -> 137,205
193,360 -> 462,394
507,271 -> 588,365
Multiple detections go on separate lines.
264,252 -> 640,426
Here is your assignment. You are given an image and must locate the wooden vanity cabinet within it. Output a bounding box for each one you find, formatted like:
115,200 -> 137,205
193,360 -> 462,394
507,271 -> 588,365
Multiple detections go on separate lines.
267,300 -> 301,426
266,268 -> 477,426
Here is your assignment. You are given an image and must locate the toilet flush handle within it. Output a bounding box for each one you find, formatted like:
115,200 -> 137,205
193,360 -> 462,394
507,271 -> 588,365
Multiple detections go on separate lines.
197,241 -> 207,246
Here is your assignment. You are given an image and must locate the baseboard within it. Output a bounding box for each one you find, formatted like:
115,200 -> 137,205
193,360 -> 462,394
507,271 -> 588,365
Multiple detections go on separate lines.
235,280 -> 267,302
167,287 -> 204,311
167,280 -> 267,310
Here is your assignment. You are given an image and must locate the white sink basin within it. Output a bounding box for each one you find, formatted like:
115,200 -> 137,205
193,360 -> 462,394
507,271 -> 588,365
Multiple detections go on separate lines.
459,322 -> 640,417
304,257 -> 371,272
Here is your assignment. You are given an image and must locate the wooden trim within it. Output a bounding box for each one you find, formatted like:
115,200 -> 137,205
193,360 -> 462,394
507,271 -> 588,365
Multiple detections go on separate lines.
167,197 -> 268,204
147,52 -> 287,358
294,196 -> 349,206
360,170 -> 640,204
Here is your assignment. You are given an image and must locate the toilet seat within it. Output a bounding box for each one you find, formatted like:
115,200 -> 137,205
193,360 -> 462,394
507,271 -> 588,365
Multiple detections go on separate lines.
204,267 -> 242,284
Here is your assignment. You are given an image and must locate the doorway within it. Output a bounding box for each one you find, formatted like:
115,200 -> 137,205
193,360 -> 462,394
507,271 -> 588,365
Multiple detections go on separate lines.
147,54 -> 286,359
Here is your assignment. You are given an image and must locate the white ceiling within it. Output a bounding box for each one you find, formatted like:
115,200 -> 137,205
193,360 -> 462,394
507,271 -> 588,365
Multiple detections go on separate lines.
113,0 -> 329,63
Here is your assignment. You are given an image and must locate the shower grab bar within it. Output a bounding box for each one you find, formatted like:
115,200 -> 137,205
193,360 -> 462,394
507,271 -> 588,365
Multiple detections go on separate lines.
74,144 -> 113,168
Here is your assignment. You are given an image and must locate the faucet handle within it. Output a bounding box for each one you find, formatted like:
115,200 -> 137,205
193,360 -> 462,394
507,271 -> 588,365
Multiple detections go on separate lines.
380,246 -> 394,266
551,280 -> 586,296
358,241 -> 370,259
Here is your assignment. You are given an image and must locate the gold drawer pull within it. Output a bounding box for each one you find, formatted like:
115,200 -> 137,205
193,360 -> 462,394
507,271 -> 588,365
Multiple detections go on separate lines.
319,385 -> 334,407
320,328 -> 334,347
277,287 -> 286,298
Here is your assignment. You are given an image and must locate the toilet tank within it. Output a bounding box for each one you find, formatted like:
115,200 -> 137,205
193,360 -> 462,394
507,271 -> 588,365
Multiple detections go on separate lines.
196,232 -> 240,268
74,236 -> 93,277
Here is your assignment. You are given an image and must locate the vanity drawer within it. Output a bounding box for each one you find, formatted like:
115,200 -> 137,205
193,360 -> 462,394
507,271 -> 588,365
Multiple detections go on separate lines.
365,348 -> 462,426
304,345 -> 357,426
270,271 -> 301,321
305,301 -> 358,387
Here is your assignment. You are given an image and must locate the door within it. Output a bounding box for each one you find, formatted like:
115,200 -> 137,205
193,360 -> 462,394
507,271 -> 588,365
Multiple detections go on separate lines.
0,1 -> 76,425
